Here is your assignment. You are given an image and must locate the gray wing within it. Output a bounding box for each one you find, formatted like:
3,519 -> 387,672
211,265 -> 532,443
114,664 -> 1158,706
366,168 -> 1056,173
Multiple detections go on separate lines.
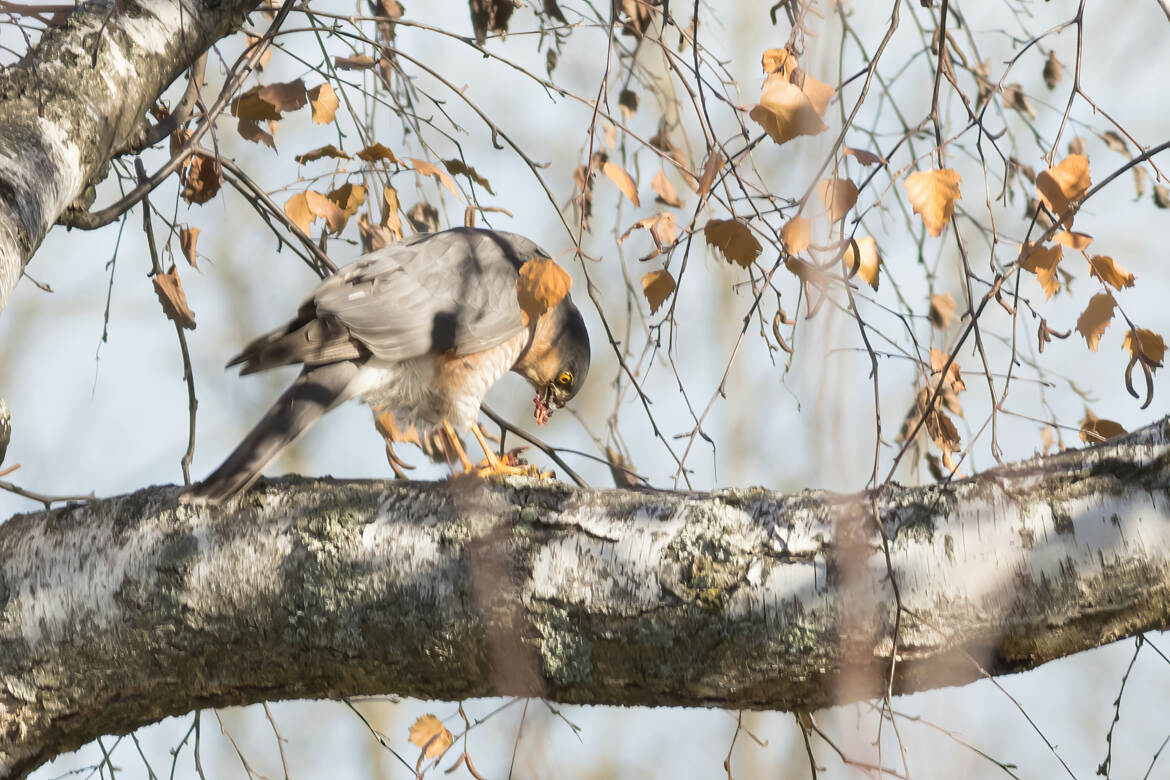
314,228 -> 545,361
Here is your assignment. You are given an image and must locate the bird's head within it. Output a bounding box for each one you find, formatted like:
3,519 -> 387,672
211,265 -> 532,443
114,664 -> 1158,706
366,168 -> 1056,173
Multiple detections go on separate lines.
519,298 -> 591,425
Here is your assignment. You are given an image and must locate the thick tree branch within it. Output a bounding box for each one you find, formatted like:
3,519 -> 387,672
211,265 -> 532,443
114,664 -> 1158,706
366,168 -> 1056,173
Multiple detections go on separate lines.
2,418 -> 1169,777
0,0 -> 260,313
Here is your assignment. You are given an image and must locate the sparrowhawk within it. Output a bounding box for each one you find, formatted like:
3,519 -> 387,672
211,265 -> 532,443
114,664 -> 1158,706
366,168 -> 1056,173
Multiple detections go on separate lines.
182,227 -> 590,504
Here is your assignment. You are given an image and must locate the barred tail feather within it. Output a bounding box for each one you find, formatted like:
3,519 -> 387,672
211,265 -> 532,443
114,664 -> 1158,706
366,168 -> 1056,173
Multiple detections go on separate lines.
181,362 -> 361,505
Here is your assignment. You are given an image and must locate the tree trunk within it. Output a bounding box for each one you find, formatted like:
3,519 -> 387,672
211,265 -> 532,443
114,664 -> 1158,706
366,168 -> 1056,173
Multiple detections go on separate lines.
1,418 -> 1168,777
0,0 -> 259,312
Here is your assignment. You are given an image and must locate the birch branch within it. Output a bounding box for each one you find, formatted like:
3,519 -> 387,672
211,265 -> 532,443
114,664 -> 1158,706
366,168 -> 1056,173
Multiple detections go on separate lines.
2,418 -> 1169,777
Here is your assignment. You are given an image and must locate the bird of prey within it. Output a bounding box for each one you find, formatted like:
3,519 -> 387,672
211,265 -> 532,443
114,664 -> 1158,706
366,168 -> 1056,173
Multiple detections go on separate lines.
182,227 -> 590,504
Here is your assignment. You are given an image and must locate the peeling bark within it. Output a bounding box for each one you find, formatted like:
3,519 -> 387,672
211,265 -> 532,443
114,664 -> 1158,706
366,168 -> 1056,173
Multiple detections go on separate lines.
0,0 -> 260,312
1,419 -> 1169,777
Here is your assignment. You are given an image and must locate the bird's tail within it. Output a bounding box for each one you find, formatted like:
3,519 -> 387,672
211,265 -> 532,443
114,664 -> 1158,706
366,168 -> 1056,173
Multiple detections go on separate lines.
181,362 -> 361,505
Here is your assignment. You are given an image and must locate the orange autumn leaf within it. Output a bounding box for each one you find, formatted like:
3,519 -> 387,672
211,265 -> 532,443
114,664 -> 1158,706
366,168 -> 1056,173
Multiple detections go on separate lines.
817,178 -> 858,223
516,257 -> 571,324
308,82 -> 339,124
152,267 -> 196,330
1087,255 -> 1135,290
1079,408 -> 1126,444
326,182 -> 366,223
842,236 -> 880,290
1123,328 -> 1166,366
1036,153 -> 1090,227
651,170 -> 683,208
750,73 -> 828,146
602,161 -> 640,206
1020,243 -> 1063,300
704,218 -> 761,268
1076,292 -> 1116,351
904,168 -> 961,237
1053,230 -> 1092,250
780,215 -> 810,253
284,190 -> 345,235
382,185 -> 403,241
410,158 -> 461,199
407,714 -> 453,760
641,269 -> 676,314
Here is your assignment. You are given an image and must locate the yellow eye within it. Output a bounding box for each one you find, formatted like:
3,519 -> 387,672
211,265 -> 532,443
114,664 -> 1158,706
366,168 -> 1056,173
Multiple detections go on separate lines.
557,371 -> 573,387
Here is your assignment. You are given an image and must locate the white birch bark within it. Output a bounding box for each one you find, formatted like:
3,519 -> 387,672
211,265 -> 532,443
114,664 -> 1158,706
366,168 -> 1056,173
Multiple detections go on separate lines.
0,0 -> 260,312
1,418 -> 1168,778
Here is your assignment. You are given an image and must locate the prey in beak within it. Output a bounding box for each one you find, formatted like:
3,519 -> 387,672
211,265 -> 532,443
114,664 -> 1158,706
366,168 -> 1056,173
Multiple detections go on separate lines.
533,384 -> 558,425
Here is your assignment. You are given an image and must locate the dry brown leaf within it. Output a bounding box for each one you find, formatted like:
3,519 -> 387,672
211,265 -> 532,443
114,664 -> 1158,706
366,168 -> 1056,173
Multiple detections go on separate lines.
231,80 -> 307,120
931,348 -> 966,392
327,182 -> 366,219
704,218 -> 761,268
621,213 -> 678,248
444,158 -> 495,195
1036,153 -> 1090,227
1043,51 -> 1062,89
1052,230 -> 1092,250
641,269 -> 675,314
152,267 -> 196,330
1003,83 -> 1036,119
904,169 -> 961,237
308,82 -> 339,124
175,226 -> 198,270
798,72 -> 834,118
1079,409 -> 1126,444
602,122 -> 617,150
618,88 -> 638,120
335,54 -> 377,70
382,186 -> 403,241
179,226 -> 199,269
1102,131 -> 1128,156
406,202 -> 439,233
1076,292 -> 1116,351
750,73 -> 828,146
697,151 -> 724,198
1134,165 -> 1148,198
358,214 -> 394,252
181,155 -> 220,205
842,236 -> 880,290
817,178 -> 858,223
237,117 -> 275,148
410,158 -> 461,199
602,161 -> 640,207
1155,184 -> 1170,209
357,143 -> 399,163
651,170 -> 683,207
929,292 -> 956,329
284,192 -> 313,235
1123,328 -> 1166,366
780,215 -> 810,253
1087,255 -> 1135,291
407,714 -> 453,761
843,146 -> 886,166
295,144 -> 349,164
516,257 -> 571,325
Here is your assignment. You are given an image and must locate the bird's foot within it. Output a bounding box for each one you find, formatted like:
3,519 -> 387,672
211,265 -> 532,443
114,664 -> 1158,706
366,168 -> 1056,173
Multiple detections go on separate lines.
472,448 -> 554,480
